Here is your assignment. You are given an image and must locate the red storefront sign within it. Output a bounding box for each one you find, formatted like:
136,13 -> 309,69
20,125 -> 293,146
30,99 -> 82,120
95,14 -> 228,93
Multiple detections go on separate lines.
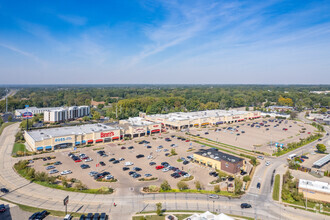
101,132 -> 114,138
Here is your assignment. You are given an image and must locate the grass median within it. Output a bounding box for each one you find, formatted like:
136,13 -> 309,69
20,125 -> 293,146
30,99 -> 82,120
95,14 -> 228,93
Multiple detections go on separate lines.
272,174 -> 280,201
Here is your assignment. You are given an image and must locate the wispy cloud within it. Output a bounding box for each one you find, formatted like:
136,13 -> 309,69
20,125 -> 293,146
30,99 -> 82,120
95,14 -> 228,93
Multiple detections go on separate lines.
0,43 -> 46,65
58,14 -> 87,26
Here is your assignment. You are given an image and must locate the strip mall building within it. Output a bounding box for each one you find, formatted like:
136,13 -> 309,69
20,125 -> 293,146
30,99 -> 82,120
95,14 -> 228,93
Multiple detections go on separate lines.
24,119 -> 162,151
140,110 -> 261,130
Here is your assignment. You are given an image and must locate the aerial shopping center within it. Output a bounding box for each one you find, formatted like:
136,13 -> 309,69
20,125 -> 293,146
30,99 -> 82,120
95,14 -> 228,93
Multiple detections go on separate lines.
24,109 -> 261,151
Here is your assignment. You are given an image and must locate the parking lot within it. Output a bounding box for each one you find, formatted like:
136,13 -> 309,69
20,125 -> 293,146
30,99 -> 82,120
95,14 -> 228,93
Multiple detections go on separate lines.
189,119 -> 315,154
29,132 -> 224,192
27,118 -> 316,193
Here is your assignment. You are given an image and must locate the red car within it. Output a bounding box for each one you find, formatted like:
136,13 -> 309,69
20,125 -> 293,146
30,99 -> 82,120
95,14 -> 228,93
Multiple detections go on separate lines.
74,159 -> 82,163
185,140 -> 190,142
156,165 -> 164,170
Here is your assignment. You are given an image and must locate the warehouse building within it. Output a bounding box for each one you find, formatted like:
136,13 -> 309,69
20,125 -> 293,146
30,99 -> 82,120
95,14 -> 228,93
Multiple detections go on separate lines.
298,179 -> 330,203
193,148 -> 245,174
24,124 -> 122,151
140,110 -> 260,130
119,117 -> 162,138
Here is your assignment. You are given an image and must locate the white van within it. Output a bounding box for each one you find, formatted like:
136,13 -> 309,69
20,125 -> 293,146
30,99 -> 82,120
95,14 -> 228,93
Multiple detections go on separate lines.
64,214 -> 72,220
288,154 -> 297,160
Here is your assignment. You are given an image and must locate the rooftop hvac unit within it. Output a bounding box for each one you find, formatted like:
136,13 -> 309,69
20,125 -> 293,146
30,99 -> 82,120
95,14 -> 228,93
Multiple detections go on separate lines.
214,156 -> 219,160
210,155 -> 215,159
202,153 -> 207,156
207,152 -> 212,155
40,132 -> 44,135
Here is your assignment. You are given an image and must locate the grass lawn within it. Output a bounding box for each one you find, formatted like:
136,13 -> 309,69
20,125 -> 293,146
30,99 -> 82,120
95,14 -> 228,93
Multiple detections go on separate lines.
12,143 -> 28,154
132,215 -> 164,220
0,197 -> 86,218
0,122 -> 16,135
272,174 -> 280,201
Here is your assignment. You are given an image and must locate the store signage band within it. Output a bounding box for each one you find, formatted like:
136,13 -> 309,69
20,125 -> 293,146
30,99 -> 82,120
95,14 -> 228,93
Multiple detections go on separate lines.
101,132 -> 114,138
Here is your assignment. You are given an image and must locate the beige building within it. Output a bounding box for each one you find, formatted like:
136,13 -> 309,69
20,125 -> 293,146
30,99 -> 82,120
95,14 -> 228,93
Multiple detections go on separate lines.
193,148 -> 246,174
140,110 -> 261,130
24,124 -> 122,151
298,179 -> 330,203
119,117 -> 162,138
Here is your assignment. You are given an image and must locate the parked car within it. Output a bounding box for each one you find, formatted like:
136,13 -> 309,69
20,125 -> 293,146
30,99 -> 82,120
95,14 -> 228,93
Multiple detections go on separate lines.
113,160 -> 120,164
54,161 -> 62,165
149,162 -> 156,166
156,165 -> 164,170
128,146 -> 134,149
0,188 -> 9,193
121,146 -> 126,149
241,203 -> 252,209
125,162 -> 134,166
99,161 -> 106,166
162,168 -> 170,172
89,171 -> 98,176
109,158 -> 116,162
85,158 -> 93,162
29,212 -> 40,220
136,154 -> 145,158
145,174 -> 152,177
61,170 -> 72,175
46,165 -> 55,170
265,161 -> 270,166
35,210 -> 48,220
49,169 -> 59,174
257,182 -> 261,189
0,204 -> 6,213
100,213 -> 107,220
80,164 -> 90,169
93,213 -> 100,220
122,167 -> 130,171
86,213 -> 93,220
183,160 -> 189,165
105,175 -> 114,180
64,214 -> 73,220
133,167 -> 142,171
119,158 -> 125,161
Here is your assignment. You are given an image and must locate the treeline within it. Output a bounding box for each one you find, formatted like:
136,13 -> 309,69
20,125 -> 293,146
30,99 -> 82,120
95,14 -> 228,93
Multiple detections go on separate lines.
0,85 -> 329,115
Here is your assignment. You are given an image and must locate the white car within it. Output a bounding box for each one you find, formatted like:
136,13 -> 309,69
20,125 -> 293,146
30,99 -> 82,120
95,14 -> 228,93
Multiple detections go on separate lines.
209,194 -> 219,199
183,173 -> 191,178
105,175 -> 114,180
156,149 -> 162,152
147,155 -> 153,159
162,168 -> 170,172
265,161 -> 270,166
49,169 -> 59,174
85,158 -> 93,162
125,162 -> 134,166
61,170 -> 72,175
119,158 -> 125,161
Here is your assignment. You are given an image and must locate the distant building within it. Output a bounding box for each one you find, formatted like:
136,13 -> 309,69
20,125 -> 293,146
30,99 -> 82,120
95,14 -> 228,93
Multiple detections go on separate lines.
267,105 -> 294,112
141,109 -> 261,130
310,91 -> 330,95
193,148 -> 245,174
91,99 -> 106,108
119,117 -> 162,138
44,106 -> 90,123
298,179 -> 330,203
307,113 -> 330,125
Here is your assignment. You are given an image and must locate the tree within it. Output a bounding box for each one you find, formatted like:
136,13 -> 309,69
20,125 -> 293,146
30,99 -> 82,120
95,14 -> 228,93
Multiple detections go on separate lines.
171,148 -> 177,155
316,144 -> 327,153
290,111 -> 298,119
243,175 -> 251,182
62,177 -> 69,188
8,115 -> 12,122
20,119 -> 33,129
195,181 -> 202,190
97,104 -> 104,109
214,185 -> 220,193
92,111 -> 101,120
177,181 -> 188,190
234,178 -> 243,195
160,180 -> 171,191
245,106 -> 249,111
82,116 -> 90,121
156,202 -> 162,216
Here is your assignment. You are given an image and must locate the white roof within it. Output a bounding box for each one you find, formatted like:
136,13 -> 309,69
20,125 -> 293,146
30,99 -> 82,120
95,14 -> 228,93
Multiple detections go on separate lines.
27,123 -> 121,142
299,179 -> 330,194
120,117 -> 155,126
185,211 -> 234,220
313,154 -> 330,167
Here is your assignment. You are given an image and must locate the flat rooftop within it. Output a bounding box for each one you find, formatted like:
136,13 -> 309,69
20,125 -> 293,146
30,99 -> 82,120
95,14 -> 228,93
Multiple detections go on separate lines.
147,110 -> 250,122
27,124 -> 121,142
120,117 -> 155,126
194,148 -> 243,163
313,154 -> 330,167
299,179 -> 330,194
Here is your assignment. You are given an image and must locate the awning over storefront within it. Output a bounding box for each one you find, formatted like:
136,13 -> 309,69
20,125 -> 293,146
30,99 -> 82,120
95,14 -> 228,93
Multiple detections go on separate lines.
45,146 -> 52,150
75,141 -> 81,145
147,131 -> 150,134
216,121 -> 223,125
112,137 -> 119,140
96,139 -> 103,143
36,147 -> 43,151
81,140 -> 86,144
151,129 -> 160,133
87,140 -> 93,143
201,123 -> 209,126
194,124 -> 199,126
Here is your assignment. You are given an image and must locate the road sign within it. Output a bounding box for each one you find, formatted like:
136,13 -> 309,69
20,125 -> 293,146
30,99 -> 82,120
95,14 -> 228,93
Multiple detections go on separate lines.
22,112 -> 33,118
63,196 -> 69,206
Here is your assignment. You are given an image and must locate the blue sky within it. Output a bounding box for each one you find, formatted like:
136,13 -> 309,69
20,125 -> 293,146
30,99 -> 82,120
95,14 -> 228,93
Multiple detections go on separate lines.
0,0 -> 330,84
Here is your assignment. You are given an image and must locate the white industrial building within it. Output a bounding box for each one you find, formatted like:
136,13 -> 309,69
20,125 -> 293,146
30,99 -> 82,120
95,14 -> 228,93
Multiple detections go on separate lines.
298,179 -> 330,203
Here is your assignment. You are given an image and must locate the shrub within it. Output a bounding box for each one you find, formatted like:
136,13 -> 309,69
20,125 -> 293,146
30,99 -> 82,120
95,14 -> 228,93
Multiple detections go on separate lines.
177,181 -> 189,190
160,180 -> 171,191
243,175 -> 251,182
195,181 -> 202,190
156,202 -> 162,216
214,185 -> 220,193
